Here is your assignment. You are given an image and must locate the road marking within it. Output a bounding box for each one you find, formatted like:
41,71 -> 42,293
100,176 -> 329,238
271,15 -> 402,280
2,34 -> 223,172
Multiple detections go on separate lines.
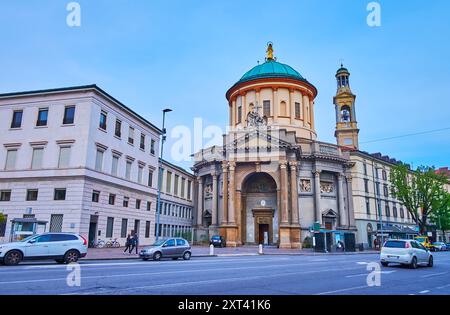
356,262 -> 369,265
316,285 -> 370,295
436,284 -> 450,290
345,270 -> 396,278
421,272 -> 448,278
419,290 -> 430,294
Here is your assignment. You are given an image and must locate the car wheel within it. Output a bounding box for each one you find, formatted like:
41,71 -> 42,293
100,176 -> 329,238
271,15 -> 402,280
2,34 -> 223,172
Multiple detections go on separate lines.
153,252 -> 162,261
64,250 -> 80,264
381,262 -> 389,267
55,259 -> 65,264
410,256 -> 418,269
143,258 -> 149,261
427,256 -> 434,267
4,250 -> 23,266
183,251 -> 191,260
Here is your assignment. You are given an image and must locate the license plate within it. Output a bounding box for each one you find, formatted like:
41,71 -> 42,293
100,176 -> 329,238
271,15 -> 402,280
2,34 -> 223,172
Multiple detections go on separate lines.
387,255 -> 399,259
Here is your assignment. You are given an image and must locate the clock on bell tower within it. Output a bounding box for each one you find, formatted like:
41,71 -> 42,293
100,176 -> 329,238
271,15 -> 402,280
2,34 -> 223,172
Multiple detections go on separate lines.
334,64 -> 360,150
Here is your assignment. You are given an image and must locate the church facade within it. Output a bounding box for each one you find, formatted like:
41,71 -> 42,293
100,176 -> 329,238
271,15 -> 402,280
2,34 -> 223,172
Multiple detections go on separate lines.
192,44 -> 357,248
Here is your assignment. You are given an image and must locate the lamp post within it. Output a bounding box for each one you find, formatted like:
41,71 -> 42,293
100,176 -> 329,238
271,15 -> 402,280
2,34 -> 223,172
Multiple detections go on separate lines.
372,162 -> 384,249
155,108 -> 172,241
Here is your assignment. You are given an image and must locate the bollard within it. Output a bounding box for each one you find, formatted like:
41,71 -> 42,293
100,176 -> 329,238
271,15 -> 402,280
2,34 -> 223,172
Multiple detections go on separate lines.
209,244 -> 214,256
258,244 -> 263,255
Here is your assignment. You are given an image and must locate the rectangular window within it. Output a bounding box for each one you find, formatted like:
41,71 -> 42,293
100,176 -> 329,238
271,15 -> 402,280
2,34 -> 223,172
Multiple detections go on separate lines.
95,149 -> 104,172
366,198 -> 370,215
375,182 -> 380,196
263,100 -> 271,116
31,148 -> 44,170
145,221 -> 151,238
138,166 -> 143,184
295,102 -> 301,119
54,189 -> 66,201
111,155 -> 119,176
63,106 -> 75,125
140,133 -> 145,150
121,219 -> 128,238
0,215 -> 7,237
187,180 -> 192,200
237,106 -> 242,124
99,111 -> 107,130
136,199 -> 141,209
128,127 -> 134,144
5,149 -> 17,170
0,190 -> 11,201
363,163 -> 368,175
174,175 -> 179,196
364,179 -> 369,193
115,119 -> 122,138
384,184 -> 389,197
36,108 -> 48,127
148,171 -> 153,187
106,217 -> 114,238
146,201 -> 151,211
385,205 -> 391,217
150,139 -> 155,155
181,178 -> 186,198
58,147 -> 71,168
49,214 -> 63,233
123,197 -> 129,208
26,189 -> 38,201
125,161 -> 132,180
11,110 -> 23,128
92,190 -> 100,203
166,171 -> 172,193
109,194 -> 116,205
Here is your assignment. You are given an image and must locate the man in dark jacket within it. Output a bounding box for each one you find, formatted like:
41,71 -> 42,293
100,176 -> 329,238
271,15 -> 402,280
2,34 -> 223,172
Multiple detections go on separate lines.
130,233 -> 139,254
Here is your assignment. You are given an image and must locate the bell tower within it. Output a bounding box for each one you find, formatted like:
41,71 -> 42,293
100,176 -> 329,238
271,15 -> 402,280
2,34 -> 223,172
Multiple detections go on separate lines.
334,64 -> 359,149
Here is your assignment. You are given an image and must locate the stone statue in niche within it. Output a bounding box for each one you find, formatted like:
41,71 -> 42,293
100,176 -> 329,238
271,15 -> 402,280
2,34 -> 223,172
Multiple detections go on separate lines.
320,181 -> 334,194
204,184 -> 213,198
300,179 -> 311,192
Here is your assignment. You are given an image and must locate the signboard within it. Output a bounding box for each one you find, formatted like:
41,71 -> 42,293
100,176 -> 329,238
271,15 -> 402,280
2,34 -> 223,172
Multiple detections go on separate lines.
427,232 -> 433,237
313,222 -> 321,232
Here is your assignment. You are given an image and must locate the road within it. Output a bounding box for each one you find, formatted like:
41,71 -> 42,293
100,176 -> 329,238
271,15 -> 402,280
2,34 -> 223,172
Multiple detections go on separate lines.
1,252 -> 449,295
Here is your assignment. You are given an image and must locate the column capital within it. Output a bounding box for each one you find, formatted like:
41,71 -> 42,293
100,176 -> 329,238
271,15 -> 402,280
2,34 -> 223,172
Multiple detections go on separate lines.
346,175 -> 353,182
313,170 -> 321,177
289,161 -> 298,169
212,172 -> 218,179
279,161 -> 288,169
197,176 -> 203,183
229,161 -> 236,170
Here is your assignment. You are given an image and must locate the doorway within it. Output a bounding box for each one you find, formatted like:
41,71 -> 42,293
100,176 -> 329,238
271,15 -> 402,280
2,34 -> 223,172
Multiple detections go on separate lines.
258,224 -> 269,245
88,215 -> 98,248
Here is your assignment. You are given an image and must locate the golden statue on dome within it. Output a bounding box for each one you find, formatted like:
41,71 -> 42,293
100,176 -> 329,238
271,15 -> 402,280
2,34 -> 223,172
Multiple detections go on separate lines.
266,42 -> 274,60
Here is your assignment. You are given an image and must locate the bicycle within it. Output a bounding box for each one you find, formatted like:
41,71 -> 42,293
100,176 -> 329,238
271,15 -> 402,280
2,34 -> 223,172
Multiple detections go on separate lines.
105,238 -> 121,248
90,239 -> 106,248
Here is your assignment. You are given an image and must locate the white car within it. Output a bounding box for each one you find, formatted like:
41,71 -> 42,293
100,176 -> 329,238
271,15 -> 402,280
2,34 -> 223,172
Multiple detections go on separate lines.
380,239 -> 433,269
0,233 -> 88,266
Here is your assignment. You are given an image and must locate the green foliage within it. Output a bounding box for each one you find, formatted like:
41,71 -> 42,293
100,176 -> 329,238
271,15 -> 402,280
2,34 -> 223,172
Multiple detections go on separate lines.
390,164 -> 448,234
430,192 -> 450,241
0,212 -> 5,224
302,236 -> 313,248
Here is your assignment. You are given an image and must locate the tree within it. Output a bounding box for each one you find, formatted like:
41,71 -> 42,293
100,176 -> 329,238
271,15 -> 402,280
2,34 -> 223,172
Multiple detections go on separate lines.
390,165 -> 448,235
430,192 -> 450,242
0,212 -> 5,224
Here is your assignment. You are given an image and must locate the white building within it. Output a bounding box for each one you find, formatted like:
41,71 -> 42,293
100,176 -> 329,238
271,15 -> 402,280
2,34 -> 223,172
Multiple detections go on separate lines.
0,85 -> 162,246
156,159 -> 195,239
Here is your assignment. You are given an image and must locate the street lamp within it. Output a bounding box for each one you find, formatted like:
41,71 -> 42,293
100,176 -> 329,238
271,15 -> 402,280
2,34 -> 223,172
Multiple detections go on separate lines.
155,108 -> 172,241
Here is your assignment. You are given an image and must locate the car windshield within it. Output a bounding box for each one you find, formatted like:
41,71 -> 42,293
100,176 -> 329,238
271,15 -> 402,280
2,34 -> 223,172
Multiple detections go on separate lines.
151,240 -> 165,246
212,236 -> 220,240
20,235 -> 38,242
416,237 -> 426,242
384,240 -> 406,248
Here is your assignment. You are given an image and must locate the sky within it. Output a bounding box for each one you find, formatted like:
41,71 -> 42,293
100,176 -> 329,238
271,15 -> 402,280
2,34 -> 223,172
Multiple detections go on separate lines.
0,0 -> 449,171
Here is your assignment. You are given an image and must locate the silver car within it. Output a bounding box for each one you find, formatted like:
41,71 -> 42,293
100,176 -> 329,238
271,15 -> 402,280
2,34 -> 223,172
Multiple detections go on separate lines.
380,239 -> 433,269
139,238 -> 191,261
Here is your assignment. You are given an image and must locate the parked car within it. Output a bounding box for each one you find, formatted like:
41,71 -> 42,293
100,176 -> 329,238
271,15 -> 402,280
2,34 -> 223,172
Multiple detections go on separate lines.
0,233 -> 87,266
431,242 -> 447,251
139,238 -> 191,261
380,239 -> 433,269
210,235 -> 226,248
415,236 -> 433,251
446,243 -> 450,251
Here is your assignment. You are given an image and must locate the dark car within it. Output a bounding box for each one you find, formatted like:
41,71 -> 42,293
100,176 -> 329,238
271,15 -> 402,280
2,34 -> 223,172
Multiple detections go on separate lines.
210,235 -> 226,248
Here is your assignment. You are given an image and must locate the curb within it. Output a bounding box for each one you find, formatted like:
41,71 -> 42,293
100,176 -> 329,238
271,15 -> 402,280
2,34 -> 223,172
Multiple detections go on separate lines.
82,254 -> 218,261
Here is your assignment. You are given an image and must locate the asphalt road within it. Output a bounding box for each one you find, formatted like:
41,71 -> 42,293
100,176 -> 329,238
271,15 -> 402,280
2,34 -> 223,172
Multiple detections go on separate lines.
1,252 -> 449,295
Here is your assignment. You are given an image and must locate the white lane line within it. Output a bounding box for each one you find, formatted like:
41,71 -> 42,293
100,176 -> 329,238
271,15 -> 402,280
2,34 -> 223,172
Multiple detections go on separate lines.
421,272 -> 448,278
436,284 -> 450,290
0,262 -> 365,286
315,285 -> 370,295
419,290 -> 430,294
345,270 -> 396,278
356,262 -> 369,265
62,266 -> 364,295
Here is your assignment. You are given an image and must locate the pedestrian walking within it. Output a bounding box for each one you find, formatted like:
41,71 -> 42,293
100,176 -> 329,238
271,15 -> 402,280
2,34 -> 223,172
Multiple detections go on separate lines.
124,234 -> 132,254
132,233 -> 139,254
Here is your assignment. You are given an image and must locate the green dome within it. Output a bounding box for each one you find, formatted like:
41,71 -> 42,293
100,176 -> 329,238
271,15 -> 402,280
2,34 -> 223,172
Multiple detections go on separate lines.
238,60 -> 305,84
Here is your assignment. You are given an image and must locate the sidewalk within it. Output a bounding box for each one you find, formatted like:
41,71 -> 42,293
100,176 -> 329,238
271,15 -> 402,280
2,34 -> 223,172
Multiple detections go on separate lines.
84,246 -> 380,260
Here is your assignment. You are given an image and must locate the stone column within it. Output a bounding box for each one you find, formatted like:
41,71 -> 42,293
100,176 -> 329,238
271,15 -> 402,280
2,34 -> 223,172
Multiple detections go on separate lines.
273,88 -> 278,119
212,172 -> 218,226
302,95 -> 309,127
221,162 -> 228,225
337,174 -> 346,227
310,99 -> 315,130
346,175 -> 356,227
197,176 -> 203,226
313,170 -> 322,225
289,89 -> 295,125
228,162 -> 236,224
242,94 -> 247,125
290,162 -> 299,224
231,99 -> 236,126
280,161 -> 289,224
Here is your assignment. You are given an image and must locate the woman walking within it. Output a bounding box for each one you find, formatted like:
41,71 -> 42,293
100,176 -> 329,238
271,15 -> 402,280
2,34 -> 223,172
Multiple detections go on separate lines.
124,234 -> 132,254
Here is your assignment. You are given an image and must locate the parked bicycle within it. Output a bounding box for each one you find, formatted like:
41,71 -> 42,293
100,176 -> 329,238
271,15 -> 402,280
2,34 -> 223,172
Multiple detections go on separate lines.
105,238 -> 121,248
90,239 -> 106,248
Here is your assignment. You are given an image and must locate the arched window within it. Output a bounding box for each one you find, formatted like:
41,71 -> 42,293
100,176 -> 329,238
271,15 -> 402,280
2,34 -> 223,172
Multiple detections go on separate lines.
341,105 -> 351,122
280,101 -> 287,116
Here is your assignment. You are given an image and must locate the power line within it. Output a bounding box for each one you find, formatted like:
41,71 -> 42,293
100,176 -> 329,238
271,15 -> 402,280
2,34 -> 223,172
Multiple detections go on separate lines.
360,127 -> 450,144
